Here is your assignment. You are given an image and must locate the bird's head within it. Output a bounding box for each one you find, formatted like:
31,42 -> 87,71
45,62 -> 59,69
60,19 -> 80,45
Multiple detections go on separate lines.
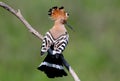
48,6 -> 69,24
48,6 -> 74,31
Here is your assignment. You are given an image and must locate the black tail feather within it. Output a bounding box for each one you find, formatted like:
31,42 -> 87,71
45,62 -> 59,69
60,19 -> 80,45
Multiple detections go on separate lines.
37,54 -> 67,78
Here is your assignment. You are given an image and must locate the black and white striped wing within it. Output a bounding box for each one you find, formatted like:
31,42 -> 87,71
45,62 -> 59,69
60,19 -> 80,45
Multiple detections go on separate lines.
41,32 -> 54,55
53,34 -> 69,54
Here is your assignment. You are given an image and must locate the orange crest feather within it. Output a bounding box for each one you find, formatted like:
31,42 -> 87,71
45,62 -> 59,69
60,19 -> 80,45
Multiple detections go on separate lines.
48,6 -> 69,21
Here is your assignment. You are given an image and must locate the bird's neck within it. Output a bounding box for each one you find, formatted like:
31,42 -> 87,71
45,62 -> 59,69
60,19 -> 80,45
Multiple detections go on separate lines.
50,20 -> 67,39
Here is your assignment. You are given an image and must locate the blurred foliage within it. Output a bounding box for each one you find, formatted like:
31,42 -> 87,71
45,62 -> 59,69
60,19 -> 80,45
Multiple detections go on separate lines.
0,0 -> 120,81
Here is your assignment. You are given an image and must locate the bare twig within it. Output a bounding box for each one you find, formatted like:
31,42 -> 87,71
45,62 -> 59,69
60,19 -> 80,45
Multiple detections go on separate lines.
0,2 -> 43,40
0,2 -> 81,81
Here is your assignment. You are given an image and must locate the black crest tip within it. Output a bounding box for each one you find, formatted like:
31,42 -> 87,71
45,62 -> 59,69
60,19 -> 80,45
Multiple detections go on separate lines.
48,13 -> 51,16
52,6 -> 58,9
59,6 -> 64,9
48,8 -> 52,12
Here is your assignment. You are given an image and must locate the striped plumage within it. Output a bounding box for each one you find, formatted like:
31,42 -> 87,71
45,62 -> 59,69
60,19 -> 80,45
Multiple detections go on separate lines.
41,31 -> 69,55
38,6 -> 69,78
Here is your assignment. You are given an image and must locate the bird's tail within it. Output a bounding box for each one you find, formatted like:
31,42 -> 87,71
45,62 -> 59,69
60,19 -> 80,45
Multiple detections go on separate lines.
37,53 -> 67,78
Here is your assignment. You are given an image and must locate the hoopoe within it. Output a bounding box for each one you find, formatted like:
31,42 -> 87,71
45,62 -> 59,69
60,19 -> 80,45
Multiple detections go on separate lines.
38,6 -> 72,78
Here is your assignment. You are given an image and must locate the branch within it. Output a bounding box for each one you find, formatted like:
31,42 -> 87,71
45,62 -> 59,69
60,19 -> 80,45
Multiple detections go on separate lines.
61,55 -> 81,81
0,2 -> 81,81
0,2 -> 43,40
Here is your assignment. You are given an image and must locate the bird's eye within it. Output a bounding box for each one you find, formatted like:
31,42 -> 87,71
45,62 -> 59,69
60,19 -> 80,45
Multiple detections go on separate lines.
66,13 -> 69,17
67,13 -> 69,16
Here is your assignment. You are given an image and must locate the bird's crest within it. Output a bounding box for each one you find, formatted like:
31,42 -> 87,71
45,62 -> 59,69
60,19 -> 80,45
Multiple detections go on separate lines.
48,6 -> 69,21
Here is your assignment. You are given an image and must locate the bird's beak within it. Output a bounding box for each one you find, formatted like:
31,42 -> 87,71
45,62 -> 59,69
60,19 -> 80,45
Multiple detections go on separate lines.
65,22 -> 74,31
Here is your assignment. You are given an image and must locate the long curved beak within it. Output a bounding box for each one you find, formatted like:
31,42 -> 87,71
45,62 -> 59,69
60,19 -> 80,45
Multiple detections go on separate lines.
65,22 -> 74,31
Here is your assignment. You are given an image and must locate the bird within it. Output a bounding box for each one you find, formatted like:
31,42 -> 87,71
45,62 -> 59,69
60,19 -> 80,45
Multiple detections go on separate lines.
37,6 -> 72,78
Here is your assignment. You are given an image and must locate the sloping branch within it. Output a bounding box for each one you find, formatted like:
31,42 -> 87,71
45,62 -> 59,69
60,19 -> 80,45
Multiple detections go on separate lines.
0,2 -> 80,81
0,2 -> 43,40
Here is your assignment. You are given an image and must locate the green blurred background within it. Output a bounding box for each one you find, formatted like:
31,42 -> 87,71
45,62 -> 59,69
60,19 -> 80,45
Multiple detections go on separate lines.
0,0 -> 120,81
